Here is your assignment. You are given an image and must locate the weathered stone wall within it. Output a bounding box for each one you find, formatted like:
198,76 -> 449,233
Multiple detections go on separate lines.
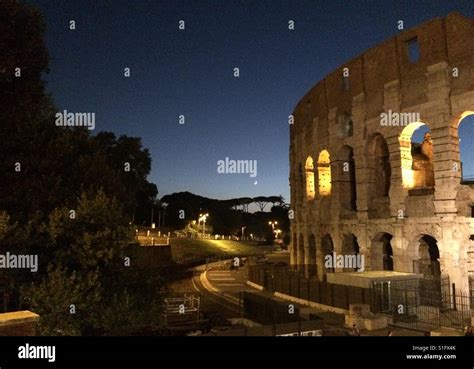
289,12 -> 474,293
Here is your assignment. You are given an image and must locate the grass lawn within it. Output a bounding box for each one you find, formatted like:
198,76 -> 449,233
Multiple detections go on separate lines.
170,238 -> 262,263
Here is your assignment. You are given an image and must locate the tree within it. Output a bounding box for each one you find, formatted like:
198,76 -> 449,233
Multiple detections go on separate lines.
19,191 -> 165,335
268,195 -> 285,207
238,197 -> 253,212
253,196 -> 270,212
0,1 -> 164,335
94,132 -> 158,224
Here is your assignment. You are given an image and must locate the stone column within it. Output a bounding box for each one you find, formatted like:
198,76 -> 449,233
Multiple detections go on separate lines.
425,62 -> 459,217
370,241 -> 385,271
440,222 -> 468,293
352,93 -> 369,222
392,224 -> 410,272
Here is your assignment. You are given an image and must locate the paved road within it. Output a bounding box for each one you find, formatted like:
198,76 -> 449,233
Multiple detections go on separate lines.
204,266 -> 253,295
202,252 -> 290,294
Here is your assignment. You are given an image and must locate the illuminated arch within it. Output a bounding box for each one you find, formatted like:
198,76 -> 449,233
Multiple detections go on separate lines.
317,150 -> 332,196
305,156 -> 315,200
399,122 -> 434,189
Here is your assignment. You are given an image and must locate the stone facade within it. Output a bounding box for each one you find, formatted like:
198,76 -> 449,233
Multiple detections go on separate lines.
289,12 -> 474,294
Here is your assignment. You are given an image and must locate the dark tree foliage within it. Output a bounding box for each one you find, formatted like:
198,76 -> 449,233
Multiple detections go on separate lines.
0,1 -> 163,335
160,192 -> 289,240
94,132 -> 158,224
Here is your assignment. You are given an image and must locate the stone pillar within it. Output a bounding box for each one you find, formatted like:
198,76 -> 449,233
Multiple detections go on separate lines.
328,108 -> 341,221
425,62 -> 459,216
352,93 -> 369,222
296,230 -> 305,272
333,232 -> 344,273
370,241 -> 384,271
388,133 -> 408,219
290,224 -> 297,266
440,223 -> 468,293
382,80 -> 407,219
316,236 -> 326,280
392,224 -> 410,272
431,116 -> 460,217
303,231 -> 311,277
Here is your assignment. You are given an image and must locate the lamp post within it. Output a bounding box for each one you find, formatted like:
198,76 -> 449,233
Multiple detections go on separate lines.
274,228 -> 281,240
199,213 -> 209,237
268,221 -> 278,244
268,221 -> 277,230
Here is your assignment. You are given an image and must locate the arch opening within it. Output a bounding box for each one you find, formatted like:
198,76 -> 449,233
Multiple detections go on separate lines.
414,235 -> 441,279
317,150 -> 332,196
305,157 -> 315,201
399,122 -> 434,190
367,134 -> 391,218
457,112 -> 474,183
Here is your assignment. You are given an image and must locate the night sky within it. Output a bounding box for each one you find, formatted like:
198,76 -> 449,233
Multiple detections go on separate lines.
27,0 -> 474,202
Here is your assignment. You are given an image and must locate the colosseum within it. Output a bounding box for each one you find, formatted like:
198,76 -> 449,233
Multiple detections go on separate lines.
289,12 -> 474,297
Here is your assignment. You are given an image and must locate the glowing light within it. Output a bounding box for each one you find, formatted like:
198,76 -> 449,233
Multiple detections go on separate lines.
305,156 -> 315,200
399,122 -> 426,189
318,150 -> 332,196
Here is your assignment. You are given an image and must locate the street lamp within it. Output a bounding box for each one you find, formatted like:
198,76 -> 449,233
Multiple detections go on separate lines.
274,228 -> 282,239
268,221 -> 278,230
268,221 -> 278,245
199,213 -> 209,237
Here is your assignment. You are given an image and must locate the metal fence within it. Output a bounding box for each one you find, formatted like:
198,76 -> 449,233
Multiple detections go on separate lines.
371,277 -> 472,332
163,290 -> 324,336
249,264 -> 474,332
248,264 -> 371,310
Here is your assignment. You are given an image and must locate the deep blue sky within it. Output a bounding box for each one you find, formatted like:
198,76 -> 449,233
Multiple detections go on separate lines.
28,0 -> 474,201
